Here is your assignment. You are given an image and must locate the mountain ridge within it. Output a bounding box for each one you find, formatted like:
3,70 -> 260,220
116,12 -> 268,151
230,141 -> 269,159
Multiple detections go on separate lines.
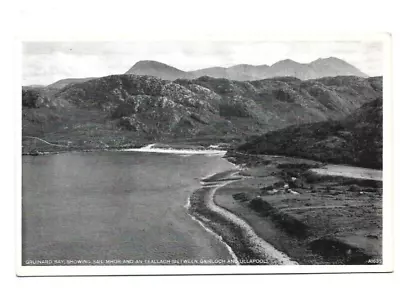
37,57 -> 369,90
125,57 -> 368,81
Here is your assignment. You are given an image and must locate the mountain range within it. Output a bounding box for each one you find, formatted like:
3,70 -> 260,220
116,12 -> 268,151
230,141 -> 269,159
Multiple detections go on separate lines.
29,57 -> 369,90
125,57 -> 368,81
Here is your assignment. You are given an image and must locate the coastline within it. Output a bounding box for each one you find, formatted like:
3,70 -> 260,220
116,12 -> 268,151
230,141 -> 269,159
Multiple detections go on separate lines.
22,142 -> 383,265
21,142 -> 229,156
187,169 -> 297,265
22,146 -> 144,156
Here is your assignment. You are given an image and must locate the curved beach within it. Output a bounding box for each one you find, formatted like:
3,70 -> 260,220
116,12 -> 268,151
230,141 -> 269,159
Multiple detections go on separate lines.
188,169 -> 297,265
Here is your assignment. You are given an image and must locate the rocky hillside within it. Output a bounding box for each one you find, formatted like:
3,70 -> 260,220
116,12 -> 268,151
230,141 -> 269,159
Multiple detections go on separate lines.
237,91 -> 383,169
22,74 -> 382,153
124,58 -> 368,81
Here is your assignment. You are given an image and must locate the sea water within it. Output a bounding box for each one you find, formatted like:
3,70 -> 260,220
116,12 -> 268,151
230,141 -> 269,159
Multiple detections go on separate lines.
22,149 -> 235,265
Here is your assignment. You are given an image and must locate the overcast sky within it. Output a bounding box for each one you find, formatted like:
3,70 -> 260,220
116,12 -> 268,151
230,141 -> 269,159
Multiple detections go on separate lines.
22,41 -> 383,85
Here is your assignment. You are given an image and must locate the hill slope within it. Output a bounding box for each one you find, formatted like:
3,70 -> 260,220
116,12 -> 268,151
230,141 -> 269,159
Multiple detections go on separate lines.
237,94 -> 383,169
22,75 -> 382,153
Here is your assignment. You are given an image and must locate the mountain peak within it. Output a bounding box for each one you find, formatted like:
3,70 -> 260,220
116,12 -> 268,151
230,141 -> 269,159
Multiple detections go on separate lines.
272,59 -> 299,65
125,60 -> 189,80
131,60 -> 176,69
270,59 -> 305,70
310,57 -> 368,77
312,56 -> 346,64
134,60 -> 164,65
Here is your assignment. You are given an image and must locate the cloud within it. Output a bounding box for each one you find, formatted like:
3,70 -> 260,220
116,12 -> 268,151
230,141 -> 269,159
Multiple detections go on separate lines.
22,41 -> 384,85
23,51 -> 114,85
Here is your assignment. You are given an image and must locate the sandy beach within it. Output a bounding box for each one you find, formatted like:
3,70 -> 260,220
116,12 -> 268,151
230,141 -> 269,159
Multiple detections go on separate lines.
188,170 -> 297,265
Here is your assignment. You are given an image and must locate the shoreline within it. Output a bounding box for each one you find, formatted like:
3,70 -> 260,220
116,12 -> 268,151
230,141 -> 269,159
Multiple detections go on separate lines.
185,192 -> 240,266
188,169 -> 297,265
22,142 -> 231,156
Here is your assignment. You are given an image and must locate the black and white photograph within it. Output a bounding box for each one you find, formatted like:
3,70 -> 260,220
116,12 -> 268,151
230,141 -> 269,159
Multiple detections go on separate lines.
18,36 -> 391,276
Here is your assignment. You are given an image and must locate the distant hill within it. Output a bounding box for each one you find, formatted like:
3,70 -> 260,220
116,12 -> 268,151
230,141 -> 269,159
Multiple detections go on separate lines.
22,85 -> 46,90
262,57 -> 368,80
125,57 -> 368,81
237,83 -> 383,169
264,59 -> 313,79
47,77 -> 96,89
22,74 -> 381,153
309,57 -> 368,78
125,60 -> 194,80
